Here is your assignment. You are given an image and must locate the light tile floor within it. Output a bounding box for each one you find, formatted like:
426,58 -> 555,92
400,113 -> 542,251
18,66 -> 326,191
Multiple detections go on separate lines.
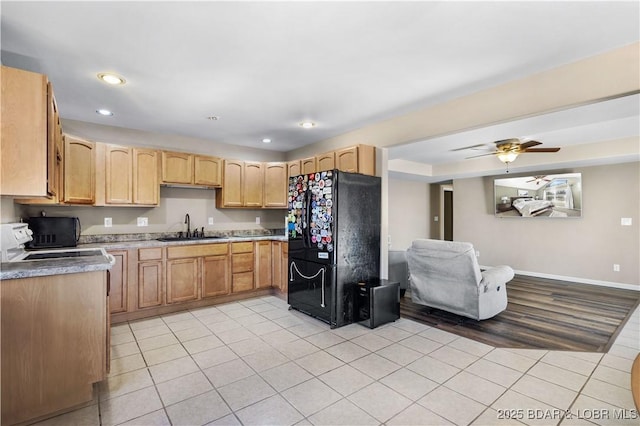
35,296 -> 639,426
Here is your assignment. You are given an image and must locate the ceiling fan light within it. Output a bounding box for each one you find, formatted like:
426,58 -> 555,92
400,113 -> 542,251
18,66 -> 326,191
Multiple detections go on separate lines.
497,152 -> 518,163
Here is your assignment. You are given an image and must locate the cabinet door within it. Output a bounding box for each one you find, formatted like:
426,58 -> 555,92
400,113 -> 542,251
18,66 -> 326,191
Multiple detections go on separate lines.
0,66 -> 48,197
301,157 -> 316,174
138,261 -> 164,308
105,145 -> 132,204
287,161 -> 301,179
254,241 -> 272,288
46,82 -> 59,197
271,241 -> 283,290
133,148 -> 159,205
337,145 -> 376,176
167,258 -> 200,303
335,146 -> 358,173
263,162 -> 287,208
218,160 -> 244,207
243,161 -> 264,207
202,255 -> 230,297
161,151 -> 193,184
64,136 -> 95,204
194,155 -> 222,187
316,152 -> 335,172
108,250 -> 128,314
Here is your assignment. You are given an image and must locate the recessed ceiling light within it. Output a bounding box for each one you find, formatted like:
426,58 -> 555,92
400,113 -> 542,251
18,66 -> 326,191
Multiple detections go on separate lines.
206,116 -> 220,121
299,121 -> 316,129
97,72 -> 126,85
262,138 -> 272,144
96,109 -> 114,116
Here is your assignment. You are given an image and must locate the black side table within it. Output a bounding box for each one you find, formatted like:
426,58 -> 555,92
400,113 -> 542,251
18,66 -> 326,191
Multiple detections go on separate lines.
356,279 -> 400,329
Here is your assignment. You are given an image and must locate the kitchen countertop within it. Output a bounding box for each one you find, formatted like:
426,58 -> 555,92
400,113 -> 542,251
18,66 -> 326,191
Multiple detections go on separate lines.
0,235 -> 288,280
82,234 -> 288,250
0,252 -> 114,280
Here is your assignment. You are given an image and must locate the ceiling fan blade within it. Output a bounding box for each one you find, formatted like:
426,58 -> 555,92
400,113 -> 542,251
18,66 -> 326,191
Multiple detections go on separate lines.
466,152 -> 497,159
522,147 -> 561,153
519,140 -> 543,149
451,143 -> 489,152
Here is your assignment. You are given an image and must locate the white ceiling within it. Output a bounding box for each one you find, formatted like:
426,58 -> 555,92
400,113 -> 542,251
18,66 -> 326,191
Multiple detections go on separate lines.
1,1 -> 639,175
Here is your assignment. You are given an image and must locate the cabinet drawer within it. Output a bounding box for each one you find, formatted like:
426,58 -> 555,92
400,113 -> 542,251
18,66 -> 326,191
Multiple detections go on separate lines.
167,243 -> 228,259
231,242 -> 253,254
139,247 -> 163,261
232,252 -> 254,272
232,271 -> 254,292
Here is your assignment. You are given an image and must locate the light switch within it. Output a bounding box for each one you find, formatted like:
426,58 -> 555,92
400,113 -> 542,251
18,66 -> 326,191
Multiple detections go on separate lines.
208,217 -> 214,225
621,218 -> 632,226
434,216 -> 439,222
255,217 -> 261,224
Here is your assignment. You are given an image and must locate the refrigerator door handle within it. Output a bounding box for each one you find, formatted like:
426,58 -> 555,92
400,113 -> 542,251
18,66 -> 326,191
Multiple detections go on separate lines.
304,190 -> 312,248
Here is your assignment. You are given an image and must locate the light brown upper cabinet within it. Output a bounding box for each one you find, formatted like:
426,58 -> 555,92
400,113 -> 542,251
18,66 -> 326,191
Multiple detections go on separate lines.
264,162 -> 288,208
161,151 -> 192,184
64,136 -> 95,204
243,162 -> 264,207
301,157 -> 317,174
105,145 -> 133,204
287,160 -> 301,179
336,144 -> 376,176
217,159 -> 244,207
1,66 -> 61,198
316,151 -> 335,172
133,149 -> 160,205
161,151 -> 221,187
218,160 -> 286,208
99,144 -> 158,206
194,155 -> 222,186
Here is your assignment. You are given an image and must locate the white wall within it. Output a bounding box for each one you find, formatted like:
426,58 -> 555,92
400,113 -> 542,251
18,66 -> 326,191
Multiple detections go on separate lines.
13,187 -> 287,236
387,177 -> 430,250
453,162 -> 639,287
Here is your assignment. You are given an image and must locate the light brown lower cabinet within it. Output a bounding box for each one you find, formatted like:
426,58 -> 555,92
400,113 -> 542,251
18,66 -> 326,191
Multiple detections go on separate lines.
202,255 -> 231,297
255,241 -> 273,288
231,242 -> 255,292
107,250 -> 128,313
1,271 -> 107,426
138,261 -> 164,308
166,258 -> 200,303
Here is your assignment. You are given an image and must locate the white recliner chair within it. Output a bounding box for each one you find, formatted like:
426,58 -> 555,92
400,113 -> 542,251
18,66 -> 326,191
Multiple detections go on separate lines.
406,239 -> 514,320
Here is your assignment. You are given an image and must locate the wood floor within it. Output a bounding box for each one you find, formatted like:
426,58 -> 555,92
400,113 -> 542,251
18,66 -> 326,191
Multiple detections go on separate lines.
400,274 -> 640,352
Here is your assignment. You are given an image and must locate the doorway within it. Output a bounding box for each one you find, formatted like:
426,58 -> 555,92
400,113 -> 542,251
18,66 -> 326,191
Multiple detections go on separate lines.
440,184 -> 453,241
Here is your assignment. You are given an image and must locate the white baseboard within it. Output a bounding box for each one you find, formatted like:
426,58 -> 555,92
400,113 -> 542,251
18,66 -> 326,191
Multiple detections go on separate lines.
513,269 -> 640,292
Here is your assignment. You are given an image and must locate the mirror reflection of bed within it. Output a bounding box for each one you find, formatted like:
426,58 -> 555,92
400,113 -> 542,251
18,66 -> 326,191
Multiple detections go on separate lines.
494,173 -> 582,218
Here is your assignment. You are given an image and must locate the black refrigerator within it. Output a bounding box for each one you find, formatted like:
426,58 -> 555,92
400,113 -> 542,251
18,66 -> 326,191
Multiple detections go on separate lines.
287,170 -> 381,328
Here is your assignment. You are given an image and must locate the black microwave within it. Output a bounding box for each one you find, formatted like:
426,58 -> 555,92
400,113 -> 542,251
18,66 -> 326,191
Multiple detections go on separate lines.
26,217 -> 81,249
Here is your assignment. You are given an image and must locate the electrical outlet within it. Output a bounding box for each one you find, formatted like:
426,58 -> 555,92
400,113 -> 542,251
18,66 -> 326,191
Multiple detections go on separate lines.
621,218 -> 632,226
613,264 -> 620,272
475,250 -> 480,258
137,217 -> 148,227
434,216 -> 439,222
104,217 -> 112,227
255,216 -> 260,224
208,217 -> 214,225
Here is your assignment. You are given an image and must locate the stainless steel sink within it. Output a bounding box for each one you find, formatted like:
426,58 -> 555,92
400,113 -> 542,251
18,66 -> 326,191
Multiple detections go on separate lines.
156,236 -> 223,242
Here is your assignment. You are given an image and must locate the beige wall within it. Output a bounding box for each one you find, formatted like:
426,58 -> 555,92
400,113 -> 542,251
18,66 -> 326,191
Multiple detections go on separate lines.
12,187 -> 287,236
388,178 -> 430,250
453,162 -> 639,287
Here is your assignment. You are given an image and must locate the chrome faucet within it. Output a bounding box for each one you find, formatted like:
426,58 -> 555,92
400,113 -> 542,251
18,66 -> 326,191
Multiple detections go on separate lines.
184,213 -> 191,238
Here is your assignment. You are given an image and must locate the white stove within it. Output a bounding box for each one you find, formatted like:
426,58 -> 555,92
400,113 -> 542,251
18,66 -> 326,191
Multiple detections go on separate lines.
1,223 -> 111,263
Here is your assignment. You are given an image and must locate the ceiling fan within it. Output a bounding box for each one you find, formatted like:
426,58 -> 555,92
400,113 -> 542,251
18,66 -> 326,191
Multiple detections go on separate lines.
464,138 -> 561,164
527,175 -> 552,185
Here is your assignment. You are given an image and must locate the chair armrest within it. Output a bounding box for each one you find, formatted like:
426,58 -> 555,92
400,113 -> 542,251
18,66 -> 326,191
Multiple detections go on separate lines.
480,266 -> 514,292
